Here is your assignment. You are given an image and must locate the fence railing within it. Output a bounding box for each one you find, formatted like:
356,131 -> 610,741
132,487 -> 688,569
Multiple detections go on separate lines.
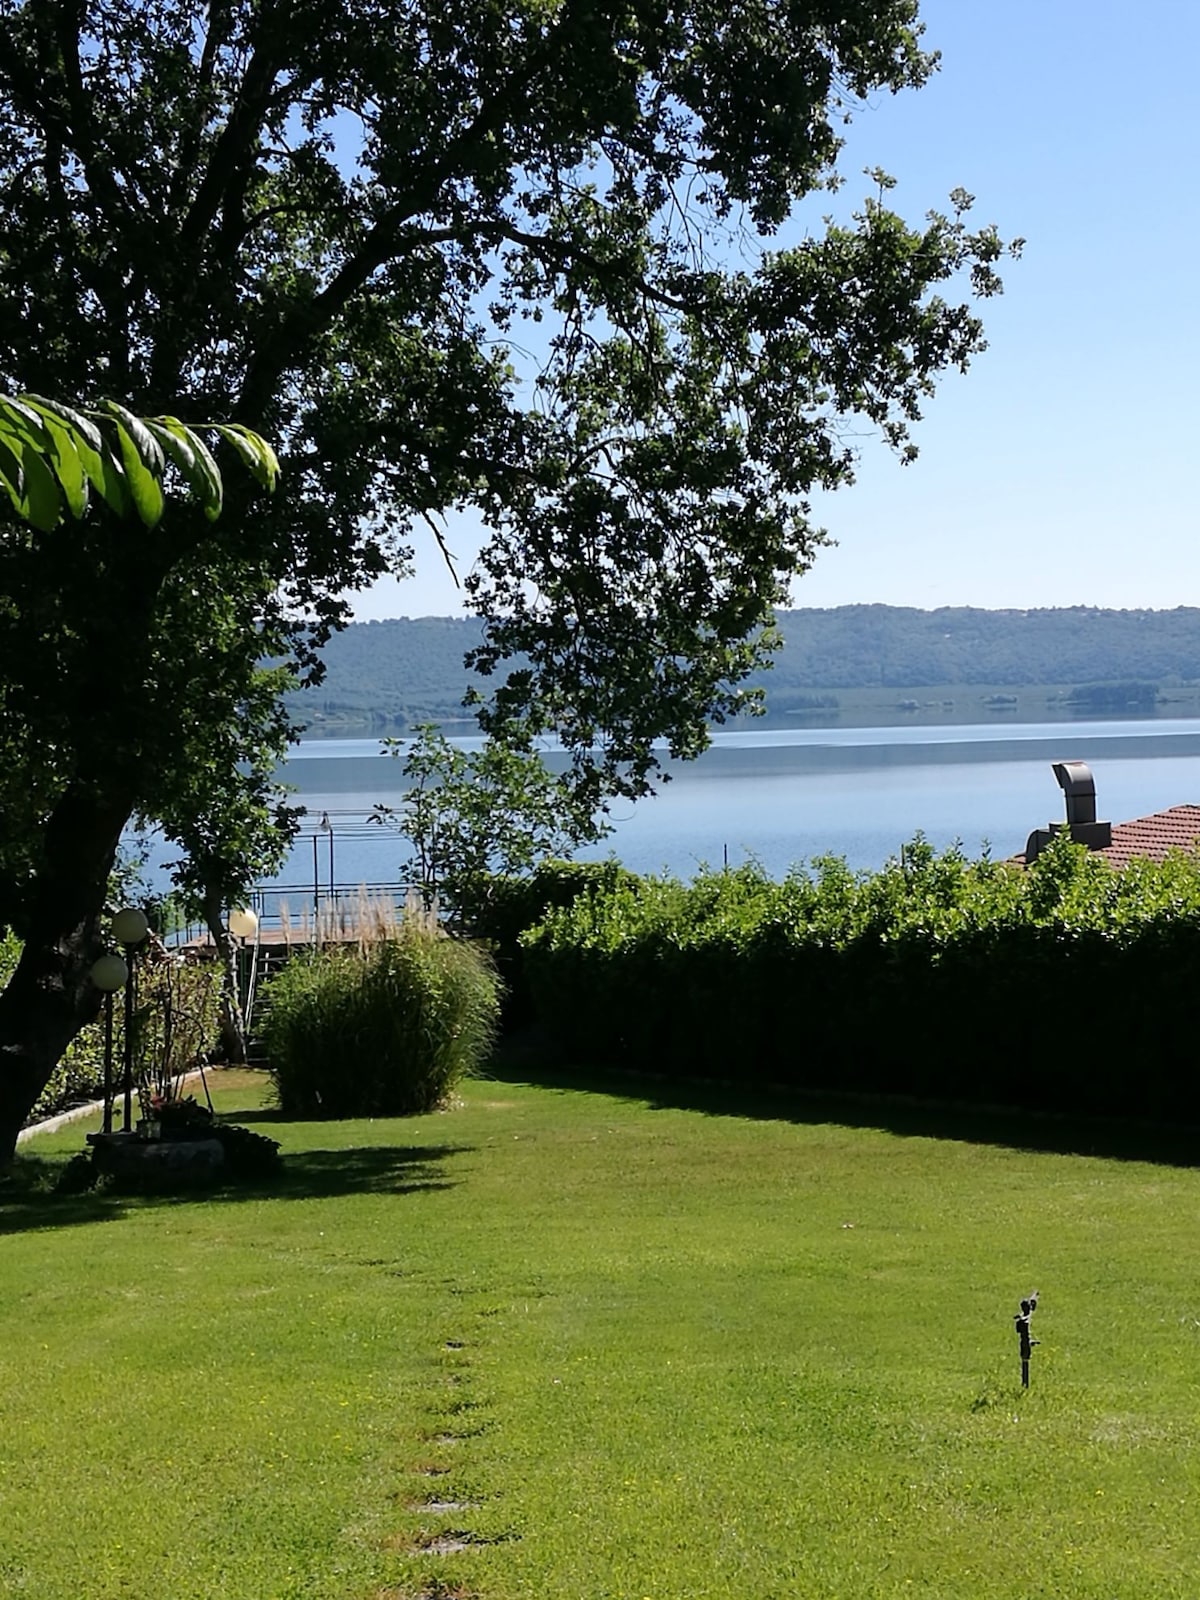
171,881 -> 418,947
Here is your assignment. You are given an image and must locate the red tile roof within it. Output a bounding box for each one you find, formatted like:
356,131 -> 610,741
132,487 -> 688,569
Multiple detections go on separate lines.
1095,804 -> 1200,868
1013,804 -> 1200,868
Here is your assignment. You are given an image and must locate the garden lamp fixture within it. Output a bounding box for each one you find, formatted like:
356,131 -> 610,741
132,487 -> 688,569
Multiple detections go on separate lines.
89,953 -> 129,1135
228,906 -> 259,942
111,905 -> 150,946
112,905 -> 149,1132
89,954 -> 129,992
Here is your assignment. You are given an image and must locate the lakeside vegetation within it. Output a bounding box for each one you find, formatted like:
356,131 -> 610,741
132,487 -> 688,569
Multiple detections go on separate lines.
7,1070 -> 1200,1600
478,840 -> 1200,1122
284,607 -> 1200,734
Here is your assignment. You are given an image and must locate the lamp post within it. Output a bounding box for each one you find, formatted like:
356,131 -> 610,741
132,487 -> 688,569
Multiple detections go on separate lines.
1014,1290 -> 1040,1389
228,906 -> 258,942
228,906 -> 259,1034
89,953 -> 129,1135
111,906 -> 150,1132
320,812 -> 334,915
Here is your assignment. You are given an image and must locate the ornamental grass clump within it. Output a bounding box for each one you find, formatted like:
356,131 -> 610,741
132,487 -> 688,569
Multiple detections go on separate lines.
261,928 -> 500,1118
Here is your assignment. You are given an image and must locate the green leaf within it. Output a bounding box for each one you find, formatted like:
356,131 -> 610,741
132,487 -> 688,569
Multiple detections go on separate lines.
0,394 -> 52,446
98,399 -> 165,476
19,395 -> 104,454
0,436 -> 26,518
78,427 -> 133,519
96,401 -> 165,528
152,415 -> 223,520
22,396 -> 122,518
0,403 -> 65,531
211,423 -> 280,491
0,423 -> 62,531
18,398 -> 88,518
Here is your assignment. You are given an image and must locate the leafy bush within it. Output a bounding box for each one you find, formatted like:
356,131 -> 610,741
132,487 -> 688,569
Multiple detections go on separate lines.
1,930 -> 225,1129
3,931 -> 113,1126
132,954 -> 223,1113
262,928 -> 500,1117
454,859 -> 639,1029
210,1120 -> 282,1179
521,833 -> 1200,1120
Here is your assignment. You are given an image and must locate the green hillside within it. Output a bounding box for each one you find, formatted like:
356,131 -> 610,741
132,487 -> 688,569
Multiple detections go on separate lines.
283,605 -> 1200,733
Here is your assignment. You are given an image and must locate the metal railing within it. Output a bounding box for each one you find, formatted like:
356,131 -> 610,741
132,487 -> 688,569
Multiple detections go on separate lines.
171,881 -> 418,948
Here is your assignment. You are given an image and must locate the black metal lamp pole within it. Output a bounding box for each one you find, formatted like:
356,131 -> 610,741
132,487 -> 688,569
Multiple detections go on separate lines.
88,951 -> 129,1135
122,952 -> 136,1131
102,990 -> 114,1134
111,907 -> 150,1132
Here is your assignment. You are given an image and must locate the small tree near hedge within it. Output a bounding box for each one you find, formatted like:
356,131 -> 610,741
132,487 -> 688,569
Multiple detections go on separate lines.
372,724 -> 611,916
262,928 -> 500,1119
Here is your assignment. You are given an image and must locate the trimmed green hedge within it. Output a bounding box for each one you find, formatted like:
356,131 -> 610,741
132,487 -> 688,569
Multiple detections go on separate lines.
454,859 -> 639,1029
521,835 -> 1200,1119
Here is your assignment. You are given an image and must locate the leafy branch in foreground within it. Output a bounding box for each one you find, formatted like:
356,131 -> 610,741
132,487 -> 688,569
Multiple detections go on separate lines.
0,393 -> 278,532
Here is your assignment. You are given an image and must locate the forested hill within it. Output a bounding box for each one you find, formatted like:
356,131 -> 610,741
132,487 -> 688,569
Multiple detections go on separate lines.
284,606 -> 1200,731
764,606 -> 1200,689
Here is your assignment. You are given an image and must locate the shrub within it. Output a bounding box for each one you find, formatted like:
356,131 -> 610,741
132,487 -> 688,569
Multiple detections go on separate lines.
132,954 -> 224,1112
261,928 -> 500,1118
520,834 -> 1200,1120
3,931 -> 225,1129
3,930 -> 118,1126
454,859 -> 639,1029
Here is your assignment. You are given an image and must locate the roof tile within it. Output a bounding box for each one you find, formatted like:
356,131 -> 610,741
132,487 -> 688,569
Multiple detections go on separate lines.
1095,804 -> 1200,868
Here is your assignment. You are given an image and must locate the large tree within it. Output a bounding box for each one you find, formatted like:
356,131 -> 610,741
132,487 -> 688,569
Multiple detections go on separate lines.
0,0 -> 1017,1156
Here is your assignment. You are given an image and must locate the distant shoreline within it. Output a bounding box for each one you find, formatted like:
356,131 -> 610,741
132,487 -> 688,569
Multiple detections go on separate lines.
293,680 -> 1200,741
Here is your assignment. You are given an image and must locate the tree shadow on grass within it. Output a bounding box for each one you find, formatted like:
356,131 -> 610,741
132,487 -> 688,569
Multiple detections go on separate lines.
212,1105 -> 289,1126
0,1141 -> 472,1236
486,1037 -> 1200,1169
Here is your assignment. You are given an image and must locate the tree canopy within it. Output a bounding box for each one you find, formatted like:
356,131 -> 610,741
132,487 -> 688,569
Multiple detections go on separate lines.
0,0 -> 1018,1153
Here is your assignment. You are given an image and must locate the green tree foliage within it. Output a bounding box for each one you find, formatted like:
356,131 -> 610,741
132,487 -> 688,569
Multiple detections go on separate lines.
371,724 -> 610,913
0,393 -> 282,1146
0,0 -> 1017,1155
521,834 -> 1200,1115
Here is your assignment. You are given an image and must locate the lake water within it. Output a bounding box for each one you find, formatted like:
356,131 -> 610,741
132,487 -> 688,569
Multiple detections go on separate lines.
255,717 -> 1200,897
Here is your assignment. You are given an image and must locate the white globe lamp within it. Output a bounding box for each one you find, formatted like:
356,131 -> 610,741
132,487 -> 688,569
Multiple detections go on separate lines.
111,906 -> 150,945
89,953 -> 129,992
228,906 -> 259,941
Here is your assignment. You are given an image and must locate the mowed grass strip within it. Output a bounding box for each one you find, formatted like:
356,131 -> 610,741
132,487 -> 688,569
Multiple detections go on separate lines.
3,1069 -> 1200,1599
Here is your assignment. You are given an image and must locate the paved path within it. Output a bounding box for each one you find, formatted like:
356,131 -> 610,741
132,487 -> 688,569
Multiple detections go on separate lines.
16,1067 -> 218,1146
16,1097 -> 108,1145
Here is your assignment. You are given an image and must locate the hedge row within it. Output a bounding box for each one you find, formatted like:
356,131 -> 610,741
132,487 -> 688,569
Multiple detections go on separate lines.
455,859 -> 638,1028
518,835 -> 1200,1120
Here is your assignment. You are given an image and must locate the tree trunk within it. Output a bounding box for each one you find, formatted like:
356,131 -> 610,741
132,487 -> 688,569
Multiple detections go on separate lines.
203,884 -> 247,1065
0,782 -> 132,1163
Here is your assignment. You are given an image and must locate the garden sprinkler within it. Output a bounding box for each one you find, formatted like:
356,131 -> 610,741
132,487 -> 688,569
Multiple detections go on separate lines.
1014,1290 -> 1040,1388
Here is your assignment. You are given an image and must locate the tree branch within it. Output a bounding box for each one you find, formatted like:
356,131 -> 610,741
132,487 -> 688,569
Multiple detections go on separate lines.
236,6 -> 586,418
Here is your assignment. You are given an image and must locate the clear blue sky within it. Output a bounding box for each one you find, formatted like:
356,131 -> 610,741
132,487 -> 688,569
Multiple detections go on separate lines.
351,0 -> 1200,622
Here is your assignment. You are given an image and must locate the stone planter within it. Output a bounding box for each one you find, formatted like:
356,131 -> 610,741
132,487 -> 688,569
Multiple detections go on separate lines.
87,1130 -> 225,1188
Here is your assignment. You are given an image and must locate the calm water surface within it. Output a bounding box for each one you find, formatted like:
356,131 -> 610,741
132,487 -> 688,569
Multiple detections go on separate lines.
261,717 -> 1200,891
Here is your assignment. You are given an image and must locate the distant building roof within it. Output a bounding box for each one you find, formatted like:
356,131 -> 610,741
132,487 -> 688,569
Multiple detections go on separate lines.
1014,803 -> 1200,868
1093,804 -> 1200,868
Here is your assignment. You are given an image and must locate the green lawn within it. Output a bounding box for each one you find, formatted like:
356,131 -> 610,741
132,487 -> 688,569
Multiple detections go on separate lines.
4,1068 -> 1200,1600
